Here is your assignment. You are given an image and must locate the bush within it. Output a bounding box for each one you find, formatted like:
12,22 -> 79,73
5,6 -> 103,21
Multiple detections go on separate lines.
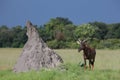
47,40 -> 79,49
47,40 -> 67,49
104,39 -> 120,49
66,42 -> 79,49
89,39 -> 120,49
47,39 -> 120,49
47,40 -> 58,49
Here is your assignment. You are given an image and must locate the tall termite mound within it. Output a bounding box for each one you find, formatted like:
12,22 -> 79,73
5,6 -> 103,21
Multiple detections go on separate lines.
13,21 -> 63,72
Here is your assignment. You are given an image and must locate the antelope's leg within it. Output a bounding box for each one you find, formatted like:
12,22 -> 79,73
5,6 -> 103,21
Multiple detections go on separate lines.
89,60 -> 91,69
92,64 -> 94,70
91,61 -> 94,70
84,59 -> 87,69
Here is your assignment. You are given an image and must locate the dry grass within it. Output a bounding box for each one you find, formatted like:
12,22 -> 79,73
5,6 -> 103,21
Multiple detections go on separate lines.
0,48 -> 120,70
55,49 -> 120,70
0,48 -> 22,70
95,49 -> 120,70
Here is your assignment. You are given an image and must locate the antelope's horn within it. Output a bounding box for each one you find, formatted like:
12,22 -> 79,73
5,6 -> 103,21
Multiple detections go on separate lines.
78,39 -> 81,43
83,39 -> 88,42
76,39 -> 81,44
76,41 -> 80,44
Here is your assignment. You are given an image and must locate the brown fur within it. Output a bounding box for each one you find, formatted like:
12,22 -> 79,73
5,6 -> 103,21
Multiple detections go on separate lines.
78,40 -> 96,70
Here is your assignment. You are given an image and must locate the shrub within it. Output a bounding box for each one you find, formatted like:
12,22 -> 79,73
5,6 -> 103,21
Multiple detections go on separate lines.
66,42 -> 79,49
92,39 -> 120,49
47,40 -> 67,49
47,39 -> 120,49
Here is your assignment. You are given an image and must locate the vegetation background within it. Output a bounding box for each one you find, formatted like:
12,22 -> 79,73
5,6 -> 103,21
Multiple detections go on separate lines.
0,17 -> 120,49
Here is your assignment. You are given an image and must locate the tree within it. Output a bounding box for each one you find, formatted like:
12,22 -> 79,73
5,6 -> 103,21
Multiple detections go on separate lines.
11,26 -> 27,47
0,25 -> 13,47
105,23 -> 120,39
75,24 -> 97,39
44,17 -> 73,41
89,22 -> 108,39
63,24 -> 76,41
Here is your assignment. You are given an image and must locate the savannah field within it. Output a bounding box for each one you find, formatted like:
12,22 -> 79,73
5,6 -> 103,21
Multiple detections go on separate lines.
0,48 -> 120,80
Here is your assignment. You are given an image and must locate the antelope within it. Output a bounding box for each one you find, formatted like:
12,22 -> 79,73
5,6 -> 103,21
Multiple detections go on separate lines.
77,39 -> 96,70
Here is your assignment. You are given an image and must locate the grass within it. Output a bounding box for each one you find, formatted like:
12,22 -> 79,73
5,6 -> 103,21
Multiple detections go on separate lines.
0,48 -> 120,80
55,49 -> 120,70
0,48 -> 22,70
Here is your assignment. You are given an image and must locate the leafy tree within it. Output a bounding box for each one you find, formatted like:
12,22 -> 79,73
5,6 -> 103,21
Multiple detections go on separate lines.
89,22 -> 108,39
63,24 -> 76,41
44,17 -> 73,41
0,25 -> 13,47
11,26 -> 27,47
105,23 -> 120,39
38,25 -> 48,42
75,24 -> 97,39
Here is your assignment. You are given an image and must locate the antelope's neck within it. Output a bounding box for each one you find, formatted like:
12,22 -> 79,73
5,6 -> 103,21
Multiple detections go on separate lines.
83,46 -> 90,55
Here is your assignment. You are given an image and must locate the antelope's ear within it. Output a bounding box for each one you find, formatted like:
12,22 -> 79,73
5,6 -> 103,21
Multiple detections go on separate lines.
76,41 -> 80,44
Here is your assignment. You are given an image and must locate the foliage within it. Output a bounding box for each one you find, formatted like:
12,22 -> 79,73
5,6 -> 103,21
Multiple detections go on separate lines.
74,24 -> 98,39
105,23 -> 120,39
47,40 -> 78,49
47,40 -> 67,49
99,39 -> 120,49
43,17 -> 73,41
0,25 -> 27,48
89,21 -> 108,39
0,17 -> 120,49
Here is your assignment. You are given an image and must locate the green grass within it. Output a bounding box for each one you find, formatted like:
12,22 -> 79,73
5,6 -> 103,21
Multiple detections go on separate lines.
0,48 -> 120,80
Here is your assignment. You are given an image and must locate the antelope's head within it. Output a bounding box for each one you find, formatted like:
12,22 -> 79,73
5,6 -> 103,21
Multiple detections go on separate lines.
77,39 -> 88,52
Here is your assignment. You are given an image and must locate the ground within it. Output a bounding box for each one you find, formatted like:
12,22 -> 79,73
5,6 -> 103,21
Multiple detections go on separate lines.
0,48 -> 120,80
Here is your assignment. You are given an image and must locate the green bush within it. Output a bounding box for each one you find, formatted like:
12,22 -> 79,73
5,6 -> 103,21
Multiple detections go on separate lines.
47,39 -> 120,49
47,40 -> 67,49
89,39 -> 120,49
47,40 -> 58,49
66,42 -> 79,49
47,40 -> 79,49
